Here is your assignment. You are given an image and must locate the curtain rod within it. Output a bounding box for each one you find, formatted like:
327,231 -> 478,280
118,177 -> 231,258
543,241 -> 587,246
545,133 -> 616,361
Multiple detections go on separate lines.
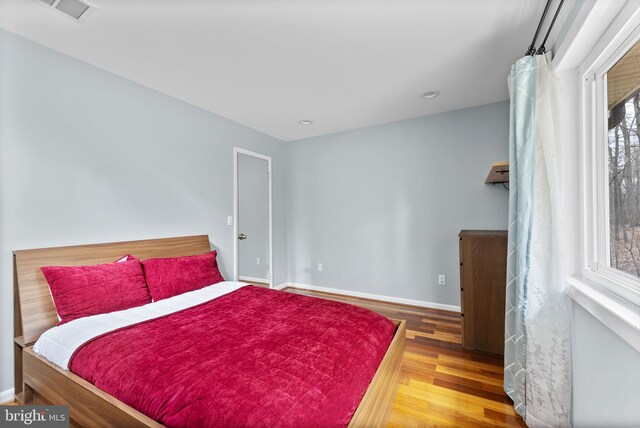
525,0 -> 565,56
536,0 -> 565,55
525,0 -> 552,56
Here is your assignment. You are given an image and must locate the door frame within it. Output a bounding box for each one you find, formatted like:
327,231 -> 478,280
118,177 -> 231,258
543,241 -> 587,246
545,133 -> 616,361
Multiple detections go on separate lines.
233,147 -> 273,288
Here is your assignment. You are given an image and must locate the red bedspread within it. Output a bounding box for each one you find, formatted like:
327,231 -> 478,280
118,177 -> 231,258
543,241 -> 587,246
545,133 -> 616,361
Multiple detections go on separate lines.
69,286 -> 396,427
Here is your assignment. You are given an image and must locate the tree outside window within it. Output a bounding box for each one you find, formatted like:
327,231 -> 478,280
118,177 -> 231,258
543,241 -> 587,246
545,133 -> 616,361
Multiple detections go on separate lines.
608,40 -> 640,277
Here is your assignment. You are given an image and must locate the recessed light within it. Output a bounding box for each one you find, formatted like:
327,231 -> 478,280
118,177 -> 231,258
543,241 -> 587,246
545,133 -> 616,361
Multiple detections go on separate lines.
421,91 -> 440,99
299,120 -> 313,125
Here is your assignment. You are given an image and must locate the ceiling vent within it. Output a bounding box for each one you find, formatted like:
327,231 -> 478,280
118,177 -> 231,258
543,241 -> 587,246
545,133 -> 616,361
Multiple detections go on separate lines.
56,0 -> 90,20
34,0 -> 94,22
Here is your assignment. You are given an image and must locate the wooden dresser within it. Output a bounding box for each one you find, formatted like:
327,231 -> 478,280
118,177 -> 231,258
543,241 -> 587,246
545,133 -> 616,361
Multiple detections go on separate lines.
458,230 -> 507,355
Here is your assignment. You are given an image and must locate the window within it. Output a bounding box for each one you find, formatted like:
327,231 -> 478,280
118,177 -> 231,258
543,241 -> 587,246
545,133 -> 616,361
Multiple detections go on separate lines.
570,1 -> 640,351
581,8 -> 640,308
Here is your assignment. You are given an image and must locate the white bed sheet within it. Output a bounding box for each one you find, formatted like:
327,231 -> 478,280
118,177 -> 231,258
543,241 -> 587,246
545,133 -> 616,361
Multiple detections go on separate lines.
33,281 -> 248,370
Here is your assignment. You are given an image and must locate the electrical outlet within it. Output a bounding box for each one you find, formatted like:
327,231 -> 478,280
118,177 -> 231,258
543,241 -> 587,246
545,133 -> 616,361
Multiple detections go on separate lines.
438,274 -> 446,285
257,258 -> 261,266
317,263 -> 323,272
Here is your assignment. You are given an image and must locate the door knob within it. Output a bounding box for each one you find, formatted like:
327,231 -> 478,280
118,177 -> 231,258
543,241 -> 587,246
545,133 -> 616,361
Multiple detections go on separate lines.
238,233 -> 247,240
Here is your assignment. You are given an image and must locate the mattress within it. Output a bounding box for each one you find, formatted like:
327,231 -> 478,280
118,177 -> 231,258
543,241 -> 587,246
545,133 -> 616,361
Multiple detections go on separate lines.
34,283 -> 395,427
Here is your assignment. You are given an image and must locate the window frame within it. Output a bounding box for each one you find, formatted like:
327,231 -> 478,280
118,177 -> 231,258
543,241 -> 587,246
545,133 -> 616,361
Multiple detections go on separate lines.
580,10 -> 640,308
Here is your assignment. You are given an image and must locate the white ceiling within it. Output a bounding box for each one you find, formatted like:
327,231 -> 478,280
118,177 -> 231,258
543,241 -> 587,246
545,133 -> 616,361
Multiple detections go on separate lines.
0,0 -> 568,141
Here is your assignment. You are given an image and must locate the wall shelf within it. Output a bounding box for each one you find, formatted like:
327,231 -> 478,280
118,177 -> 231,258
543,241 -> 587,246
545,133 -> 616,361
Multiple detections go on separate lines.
485,161 -> 509,184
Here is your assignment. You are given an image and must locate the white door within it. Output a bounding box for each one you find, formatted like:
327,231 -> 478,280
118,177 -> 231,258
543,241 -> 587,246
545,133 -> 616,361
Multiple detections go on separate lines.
234,148 -> 272,286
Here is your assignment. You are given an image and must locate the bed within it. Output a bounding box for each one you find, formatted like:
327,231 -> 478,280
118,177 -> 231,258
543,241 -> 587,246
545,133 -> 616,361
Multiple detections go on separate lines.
13,235 -> 406,427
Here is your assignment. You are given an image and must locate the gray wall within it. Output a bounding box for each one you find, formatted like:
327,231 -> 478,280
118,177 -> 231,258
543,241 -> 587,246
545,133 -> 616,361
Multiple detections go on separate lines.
572,304 -> 640,427
238,153 -> 270,280
286,101 -> 510,306
0,29 -> 287,393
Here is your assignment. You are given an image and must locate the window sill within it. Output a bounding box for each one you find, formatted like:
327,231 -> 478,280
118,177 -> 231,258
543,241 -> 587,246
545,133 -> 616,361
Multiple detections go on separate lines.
567,276 -> 640,353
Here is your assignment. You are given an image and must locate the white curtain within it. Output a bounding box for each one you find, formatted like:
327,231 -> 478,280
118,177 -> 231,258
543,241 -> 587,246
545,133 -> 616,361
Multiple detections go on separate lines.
504,53 -> 572,427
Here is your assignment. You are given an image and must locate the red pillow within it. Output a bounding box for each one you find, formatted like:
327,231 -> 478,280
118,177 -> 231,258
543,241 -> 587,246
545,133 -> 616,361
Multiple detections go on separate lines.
141,251 -> 225,301
41,257 -> 151,324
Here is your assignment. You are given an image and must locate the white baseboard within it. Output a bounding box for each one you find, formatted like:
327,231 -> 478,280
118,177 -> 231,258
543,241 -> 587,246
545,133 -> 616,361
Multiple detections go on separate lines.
276,282 -> 461,312
239,276 -> 269,284
0,387 -> 14,403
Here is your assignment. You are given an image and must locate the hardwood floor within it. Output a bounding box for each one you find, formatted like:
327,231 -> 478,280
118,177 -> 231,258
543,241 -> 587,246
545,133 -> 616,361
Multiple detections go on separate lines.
240,280 -> 271,288
283,287 -> 526,428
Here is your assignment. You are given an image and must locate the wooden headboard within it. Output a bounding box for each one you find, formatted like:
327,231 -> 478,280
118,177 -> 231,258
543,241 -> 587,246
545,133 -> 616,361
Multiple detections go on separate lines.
13,235 -> 212,342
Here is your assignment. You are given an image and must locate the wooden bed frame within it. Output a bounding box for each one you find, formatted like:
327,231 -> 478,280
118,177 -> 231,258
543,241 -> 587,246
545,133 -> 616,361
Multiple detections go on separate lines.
13,235 -> 406,427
